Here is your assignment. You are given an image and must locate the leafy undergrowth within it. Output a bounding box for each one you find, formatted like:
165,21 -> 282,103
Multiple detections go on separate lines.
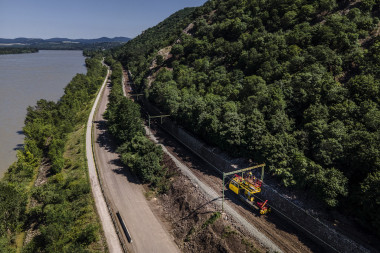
0,56 -> 108,252
22,108 -> 106,253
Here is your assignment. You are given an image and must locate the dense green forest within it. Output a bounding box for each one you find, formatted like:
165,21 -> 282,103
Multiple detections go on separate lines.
0,56 -> 107,252
0,48 -> 38,55
110,0 -> 380,236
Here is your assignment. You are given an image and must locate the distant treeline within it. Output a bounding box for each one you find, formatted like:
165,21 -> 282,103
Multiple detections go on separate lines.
32,42 -> 125,50
0,42 -> 126,52
0,47 -> 38,55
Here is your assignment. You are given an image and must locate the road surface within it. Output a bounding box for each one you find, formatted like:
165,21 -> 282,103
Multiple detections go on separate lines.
86,69 -> 123,253
92,76 -> 179,253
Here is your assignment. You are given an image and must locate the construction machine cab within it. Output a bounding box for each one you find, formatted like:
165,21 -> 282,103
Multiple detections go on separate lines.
227,166 -> 270,215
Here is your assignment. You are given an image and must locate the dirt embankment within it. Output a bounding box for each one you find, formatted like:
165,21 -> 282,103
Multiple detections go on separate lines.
144,122 -> 321,253
147,152 -> 266,253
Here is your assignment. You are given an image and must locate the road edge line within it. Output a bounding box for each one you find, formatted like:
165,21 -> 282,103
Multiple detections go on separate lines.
86,66 -> 123,253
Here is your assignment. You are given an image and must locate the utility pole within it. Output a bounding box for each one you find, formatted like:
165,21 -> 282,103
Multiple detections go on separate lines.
147,114 -> 170,128
129,93 -> 144,100
222,173 -> 225,212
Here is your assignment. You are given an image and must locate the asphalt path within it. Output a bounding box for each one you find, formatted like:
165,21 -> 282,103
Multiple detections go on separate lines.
92,78 -> 179,253
86,69 -> 123,253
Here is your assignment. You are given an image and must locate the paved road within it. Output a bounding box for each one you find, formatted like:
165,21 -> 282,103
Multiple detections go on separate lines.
92,77 -> 179,253
86,69 -> 123,253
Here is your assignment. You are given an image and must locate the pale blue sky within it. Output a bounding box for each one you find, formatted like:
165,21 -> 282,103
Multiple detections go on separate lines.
0,0 -> 207,39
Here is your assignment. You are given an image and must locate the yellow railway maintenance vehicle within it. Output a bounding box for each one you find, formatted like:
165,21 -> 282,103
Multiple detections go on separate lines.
228,173 -> 271,215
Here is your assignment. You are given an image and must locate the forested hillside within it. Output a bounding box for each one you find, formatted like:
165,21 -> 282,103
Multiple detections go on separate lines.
110,7 -> 196,69
112,0 -> 380,236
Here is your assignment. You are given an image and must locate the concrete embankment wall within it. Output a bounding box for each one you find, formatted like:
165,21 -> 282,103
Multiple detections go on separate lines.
141,98 -> 369,253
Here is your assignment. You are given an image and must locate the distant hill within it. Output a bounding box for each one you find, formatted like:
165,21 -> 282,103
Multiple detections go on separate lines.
0,37 -> 130,44
0,37 -> 131,50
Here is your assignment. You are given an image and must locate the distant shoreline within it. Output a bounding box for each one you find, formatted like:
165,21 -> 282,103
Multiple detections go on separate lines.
0,37 -> 130,51
0,47 -> 38,55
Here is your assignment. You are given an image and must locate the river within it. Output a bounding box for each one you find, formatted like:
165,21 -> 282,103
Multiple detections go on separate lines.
0,50 -> 86,178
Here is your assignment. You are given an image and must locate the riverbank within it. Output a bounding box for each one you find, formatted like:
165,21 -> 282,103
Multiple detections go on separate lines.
0,50 -> 86,178
0,56 -> 107,252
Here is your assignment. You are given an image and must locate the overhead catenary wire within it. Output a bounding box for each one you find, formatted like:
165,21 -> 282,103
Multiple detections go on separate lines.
143,98 -> 342,252
222,173 -> 340,253
127,69 -> 367,253
260,177 -> 348,238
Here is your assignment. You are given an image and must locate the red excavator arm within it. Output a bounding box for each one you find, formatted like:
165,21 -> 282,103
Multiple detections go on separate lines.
257,200 -> 270,214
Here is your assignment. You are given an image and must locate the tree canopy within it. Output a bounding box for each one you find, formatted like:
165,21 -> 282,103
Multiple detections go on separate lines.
112,0 -> 380,235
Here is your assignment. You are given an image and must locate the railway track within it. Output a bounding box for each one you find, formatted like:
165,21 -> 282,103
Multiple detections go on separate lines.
122,69 -> 321,253
147,124 -> 320,253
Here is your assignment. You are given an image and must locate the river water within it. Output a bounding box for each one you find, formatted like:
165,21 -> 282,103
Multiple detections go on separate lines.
0,50 -> 86,178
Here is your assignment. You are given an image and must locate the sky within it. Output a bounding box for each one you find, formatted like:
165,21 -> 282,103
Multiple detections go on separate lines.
0,0 -> 207,39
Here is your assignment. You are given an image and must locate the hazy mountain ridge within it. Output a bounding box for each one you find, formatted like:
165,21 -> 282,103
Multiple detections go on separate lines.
0,37 -> 130,45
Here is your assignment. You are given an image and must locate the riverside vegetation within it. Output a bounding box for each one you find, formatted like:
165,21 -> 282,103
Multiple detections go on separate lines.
0,55 -> 107,252
108,0 -> 380,236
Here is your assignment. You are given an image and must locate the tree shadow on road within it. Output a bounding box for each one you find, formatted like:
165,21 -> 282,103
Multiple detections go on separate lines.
93,119 -> 145,187
13,144 -> 24,151
111,160 -> 142,186
94,119 -> 118,153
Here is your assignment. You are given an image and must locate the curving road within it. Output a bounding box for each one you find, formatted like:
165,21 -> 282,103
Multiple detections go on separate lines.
91,71 -> 179,253
86,68 -> 123,253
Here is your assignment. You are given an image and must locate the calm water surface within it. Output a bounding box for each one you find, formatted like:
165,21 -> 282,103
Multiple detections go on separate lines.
0,50 -> 86,178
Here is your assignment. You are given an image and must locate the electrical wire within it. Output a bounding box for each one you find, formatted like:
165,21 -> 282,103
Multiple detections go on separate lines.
132,75 -> 349,252
222,173 -> 341,253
